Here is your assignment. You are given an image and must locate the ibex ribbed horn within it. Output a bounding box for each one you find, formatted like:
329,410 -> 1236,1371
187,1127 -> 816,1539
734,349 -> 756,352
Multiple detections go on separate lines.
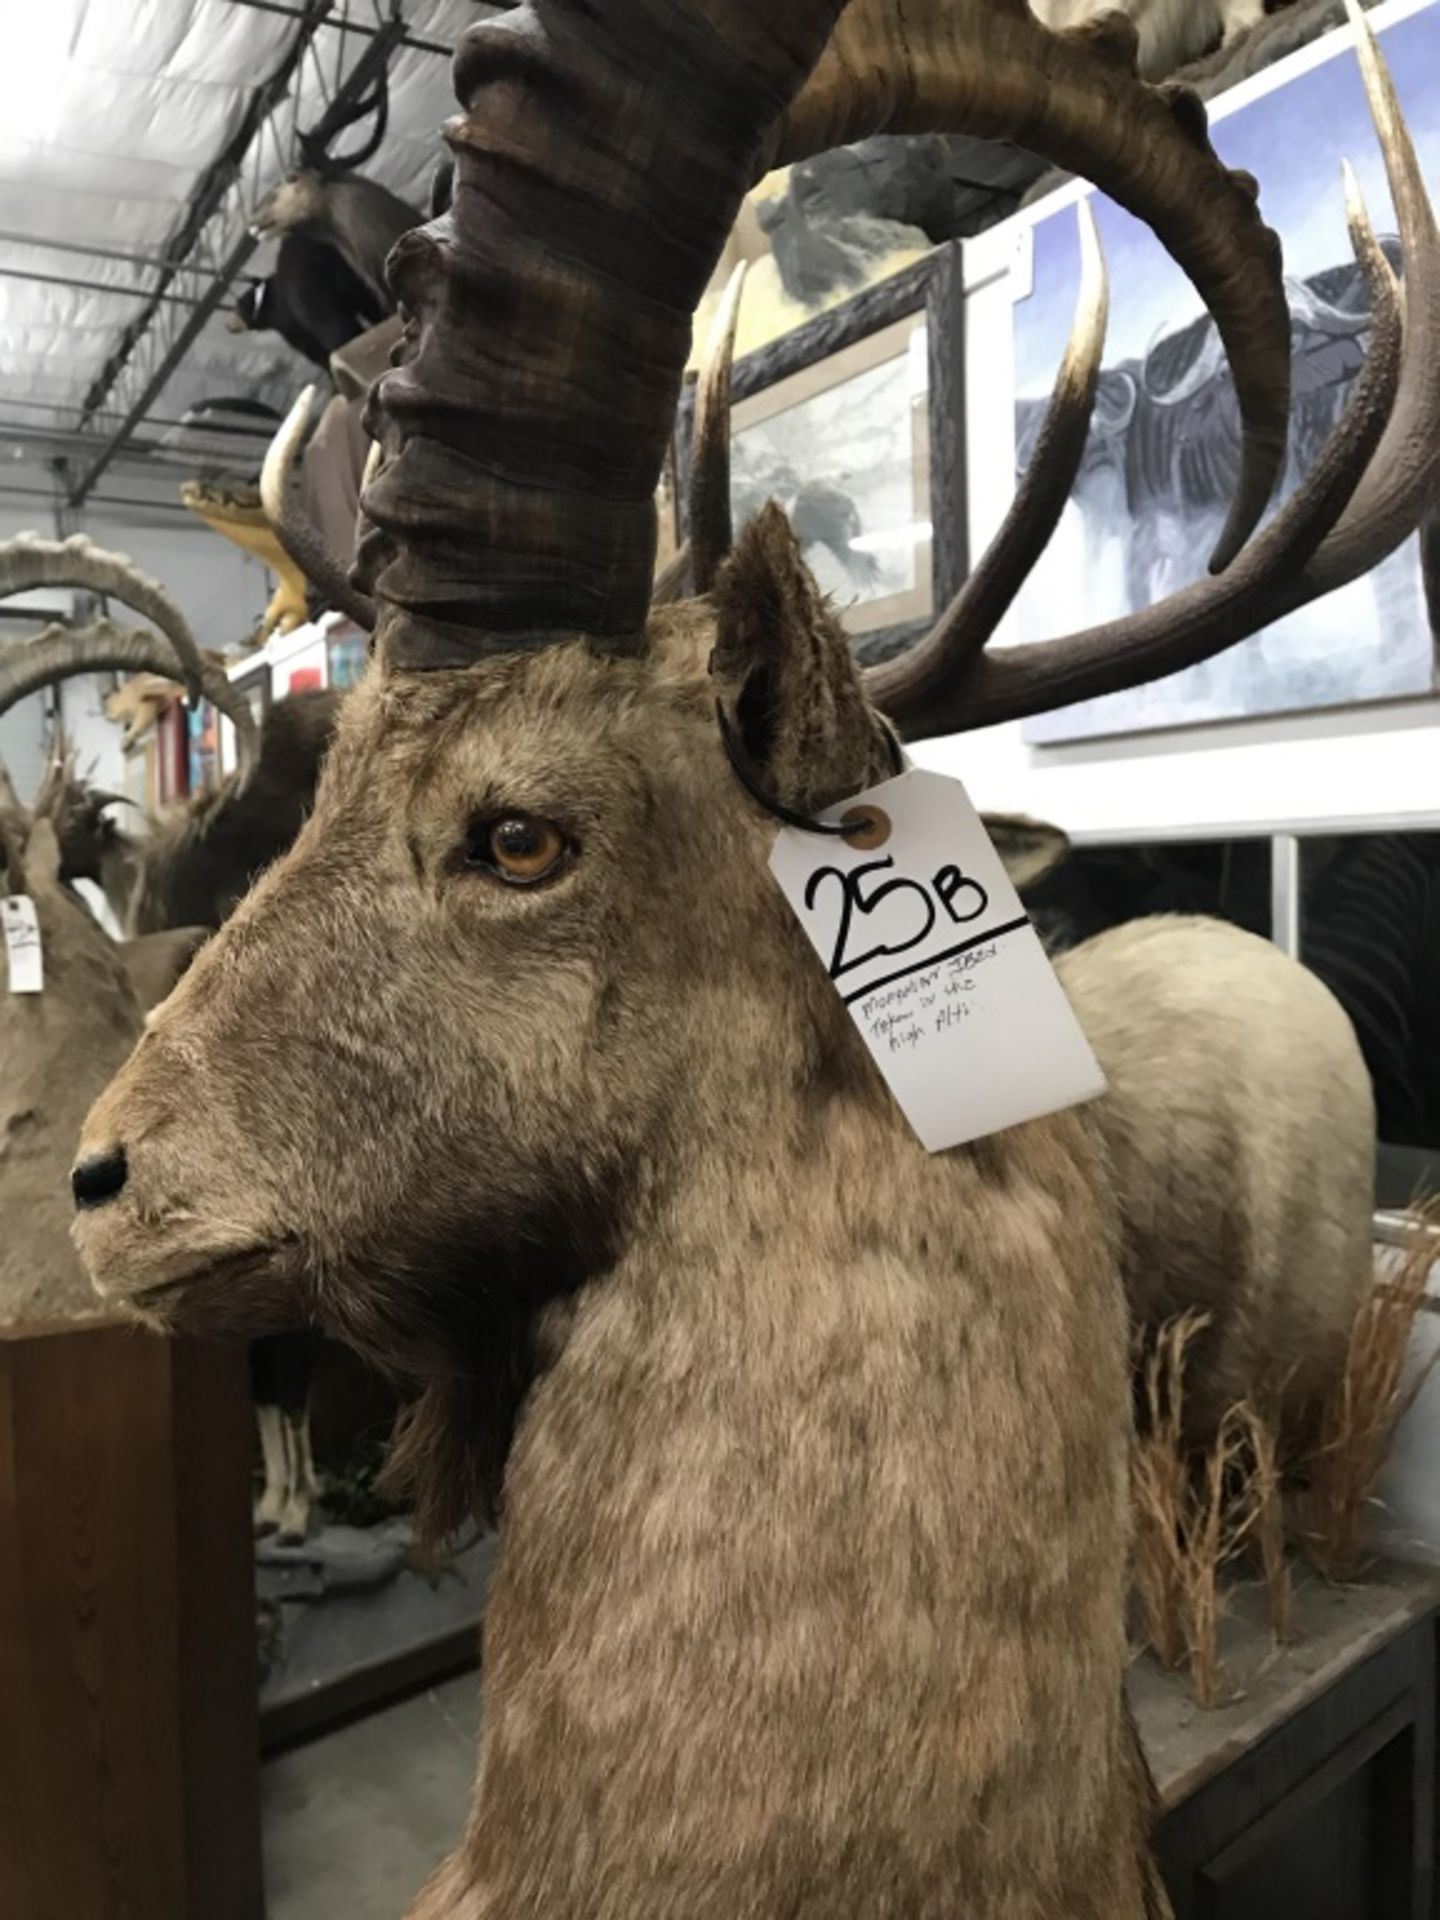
359,0 -> 1292,672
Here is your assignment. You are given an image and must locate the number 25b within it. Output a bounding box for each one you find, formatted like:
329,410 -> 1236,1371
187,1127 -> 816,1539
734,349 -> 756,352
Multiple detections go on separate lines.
803,855 -> 990,981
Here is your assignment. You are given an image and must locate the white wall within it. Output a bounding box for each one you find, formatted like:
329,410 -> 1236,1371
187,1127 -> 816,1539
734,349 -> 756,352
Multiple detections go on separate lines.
0,463 -> 70,802
921,90 -> 1440,844
81,502 -> 270,657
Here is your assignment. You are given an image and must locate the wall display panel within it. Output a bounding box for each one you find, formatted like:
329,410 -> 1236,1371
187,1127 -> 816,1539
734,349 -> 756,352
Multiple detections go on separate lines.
1005,0 -> 1440,744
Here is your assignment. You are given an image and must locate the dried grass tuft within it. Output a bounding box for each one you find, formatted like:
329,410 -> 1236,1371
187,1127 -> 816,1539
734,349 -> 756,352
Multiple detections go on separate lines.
1301,1200 -> 1440,1584
1132,1311 -> 1208,1675
1229,1401 -> 1292,1647
1132,1312 -> 1289,1706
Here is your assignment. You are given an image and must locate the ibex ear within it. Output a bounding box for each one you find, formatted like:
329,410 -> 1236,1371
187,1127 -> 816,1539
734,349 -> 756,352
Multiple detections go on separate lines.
710,503 -> 894,814
981,813 -> 1071,893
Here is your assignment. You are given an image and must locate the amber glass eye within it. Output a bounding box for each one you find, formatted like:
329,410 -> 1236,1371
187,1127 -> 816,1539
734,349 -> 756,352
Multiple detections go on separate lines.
470,813 -> 569,884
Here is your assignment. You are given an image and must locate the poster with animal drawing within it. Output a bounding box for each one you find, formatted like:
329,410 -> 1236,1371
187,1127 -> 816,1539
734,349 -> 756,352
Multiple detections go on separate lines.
730,315 -> 932,638
1009,0 -> 1440,744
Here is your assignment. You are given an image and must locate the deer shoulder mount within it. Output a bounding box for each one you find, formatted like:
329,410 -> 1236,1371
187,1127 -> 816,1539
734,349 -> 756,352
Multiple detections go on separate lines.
75,3 -> 1436,1915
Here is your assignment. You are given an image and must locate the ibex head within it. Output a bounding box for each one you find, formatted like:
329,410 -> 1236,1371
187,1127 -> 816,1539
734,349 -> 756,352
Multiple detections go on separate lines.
73,507 -> 901,1512
74,0 -> 1437,1542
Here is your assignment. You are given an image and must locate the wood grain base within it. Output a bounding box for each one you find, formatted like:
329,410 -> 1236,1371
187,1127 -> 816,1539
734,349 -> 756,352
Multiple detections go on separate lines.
0,1320 -> 262,1920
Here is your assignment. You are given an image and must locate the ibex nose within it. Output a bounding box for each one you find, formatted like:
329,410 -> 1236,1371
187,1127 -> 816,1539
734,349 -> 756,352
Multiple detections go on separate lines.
71,1148 -> 129,1211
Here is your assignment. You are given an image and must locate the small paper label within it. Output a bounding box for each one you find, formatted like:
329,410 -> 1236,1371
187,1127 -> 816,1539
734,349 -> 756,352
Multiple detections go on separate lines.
2,894 -> 43,994
769,769 -> 1104,1152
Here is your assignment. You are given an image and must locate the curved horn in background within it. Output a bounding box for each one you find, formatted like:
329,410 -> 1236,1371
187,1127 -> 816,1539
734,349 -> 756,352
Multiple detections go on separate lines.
0,534 -> 209,702
0,622 -> 261,781
260,387 -> 379,633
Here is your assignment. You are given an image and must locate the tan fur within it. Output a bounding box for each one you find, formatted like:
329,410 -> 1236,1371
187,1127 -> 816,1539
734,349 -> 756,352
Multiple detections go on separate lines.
1058,915 -> 1374,1442
76,513 -> 1160,1916
1,814 -> 142,1327
116,926 -> 211,1014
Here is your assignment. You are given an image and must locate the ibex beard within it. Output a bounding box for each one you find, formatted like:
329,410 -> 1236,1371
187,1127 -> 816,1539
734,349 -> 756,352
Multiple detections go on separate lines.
73,517 -> 1154,1916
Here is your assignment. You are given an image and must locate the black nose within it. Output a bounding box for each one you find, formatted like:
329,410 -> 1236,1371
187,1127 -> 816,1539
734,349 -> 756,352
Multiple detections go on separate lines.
72,1149 -> 128,1210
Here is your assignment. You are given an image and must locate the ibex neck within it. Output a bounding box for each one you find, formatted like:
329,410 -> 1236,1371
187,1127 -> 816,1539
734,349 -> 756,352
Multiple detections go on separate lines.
444,1102 -> 1145,1917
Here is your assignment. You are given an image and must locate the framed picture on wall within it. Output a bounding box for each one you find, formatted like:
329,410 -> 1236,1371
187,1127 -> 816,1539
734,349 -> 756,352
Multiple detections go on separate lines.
1005,0 -> 1440,744
677,243 -> 967,666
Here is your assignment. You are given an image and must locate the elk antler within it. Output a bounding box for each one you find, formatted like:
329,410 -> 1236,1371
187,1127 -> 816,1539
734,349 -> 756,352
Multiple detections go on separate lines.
770,0 -> 1290,573
689,263 -> 750,598
864,197 -> 1110,721
0,621 -> 261,780
0,533 -> 209,702
260,389 -> 380,633
873,4 -> 1436,739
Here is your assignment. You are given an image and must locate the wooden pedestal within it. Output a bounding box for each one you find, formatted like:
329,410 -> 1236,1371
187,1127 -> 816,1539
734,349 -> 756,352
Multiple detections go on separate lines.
1138,1563 -> 1440,1920
0,1320 -> 263,1920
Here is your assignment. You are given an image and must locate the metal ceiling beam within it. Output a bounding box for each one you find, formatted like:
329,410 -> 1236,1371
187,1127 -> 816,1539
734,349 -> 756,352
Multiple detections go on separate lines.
68,0 -> 338,490
223,0 -> 454,56
0,266 -> 218,310
0,483 -> 196,518
0,229 -> 190,276
0,396 -> 274,436
69,1 -> 408,508
0,420 -> 264,470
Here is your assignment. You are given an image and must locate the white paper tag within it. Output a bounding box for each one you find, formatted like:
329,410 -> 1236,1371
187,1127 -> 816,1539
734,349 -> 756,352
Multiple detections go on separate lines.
2,894 -> 43,994
769,769 -> 1104,1152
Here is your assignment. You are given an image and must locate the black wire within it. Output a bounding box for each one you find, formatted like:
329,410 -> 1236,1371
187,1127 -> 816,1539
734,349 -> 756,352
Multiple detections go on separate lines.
715,702 -> 904,838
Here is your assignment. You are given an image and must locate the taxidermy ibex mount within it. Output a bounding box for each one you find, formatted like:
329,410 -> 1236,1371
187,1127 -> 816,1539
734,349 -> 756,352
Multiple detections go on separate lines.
74,2 -> 1437,1916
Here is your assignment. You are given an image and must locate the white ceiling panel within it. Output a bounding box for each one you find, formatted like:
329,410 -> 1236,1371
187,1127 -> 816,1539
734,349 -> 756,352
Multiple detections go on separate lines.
0,1 -> 506,499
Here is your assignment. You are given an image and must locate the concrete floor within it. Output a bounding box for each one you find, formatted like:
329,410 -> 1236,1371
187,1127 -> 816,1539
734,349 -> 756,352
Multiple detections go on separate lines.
263,1671 -> 479,1919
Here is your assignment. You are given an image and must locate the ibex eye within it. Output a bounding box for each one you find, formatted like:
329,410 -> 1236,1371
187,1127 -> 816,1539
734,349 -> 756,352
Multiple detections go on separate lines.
466,813 -> 570,885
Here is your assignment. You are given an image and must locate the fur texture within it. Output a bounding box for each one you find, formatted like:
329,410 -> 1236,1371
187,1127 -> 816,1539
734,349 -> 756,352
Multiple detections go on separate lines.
76,511 -> 1159,1916
1,814 -> 142,1326
1058,915 -> 1375,1441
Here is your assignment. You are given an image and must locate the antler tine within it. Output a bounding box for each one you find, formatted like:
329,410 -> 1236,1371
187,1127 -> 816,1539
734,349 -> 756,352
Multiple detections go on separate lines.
897,160 -> 1406,740
0,533 -> 208,702
772,0 -> 1289,574
260,387 -> 379,634
652,541 -> 693,607
0,622 -> 262,783
867,199 -> 1108,723
1302,0 -> 1440,589
689,262 -> 749,597
1422,517 -> 1440,630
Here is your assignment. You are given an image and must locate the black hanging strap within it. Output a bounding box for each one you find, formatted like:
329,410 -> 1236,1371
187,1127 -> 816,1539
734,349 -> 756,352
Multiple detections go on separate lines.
715,702 -> 904,839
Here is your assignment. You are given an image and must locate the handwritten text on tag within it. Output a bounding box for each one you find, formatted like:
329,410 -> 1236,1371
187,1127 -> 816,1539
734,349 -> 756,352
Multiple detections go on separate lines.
770,770 -> 1103,1152
2,894 -> 44,994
